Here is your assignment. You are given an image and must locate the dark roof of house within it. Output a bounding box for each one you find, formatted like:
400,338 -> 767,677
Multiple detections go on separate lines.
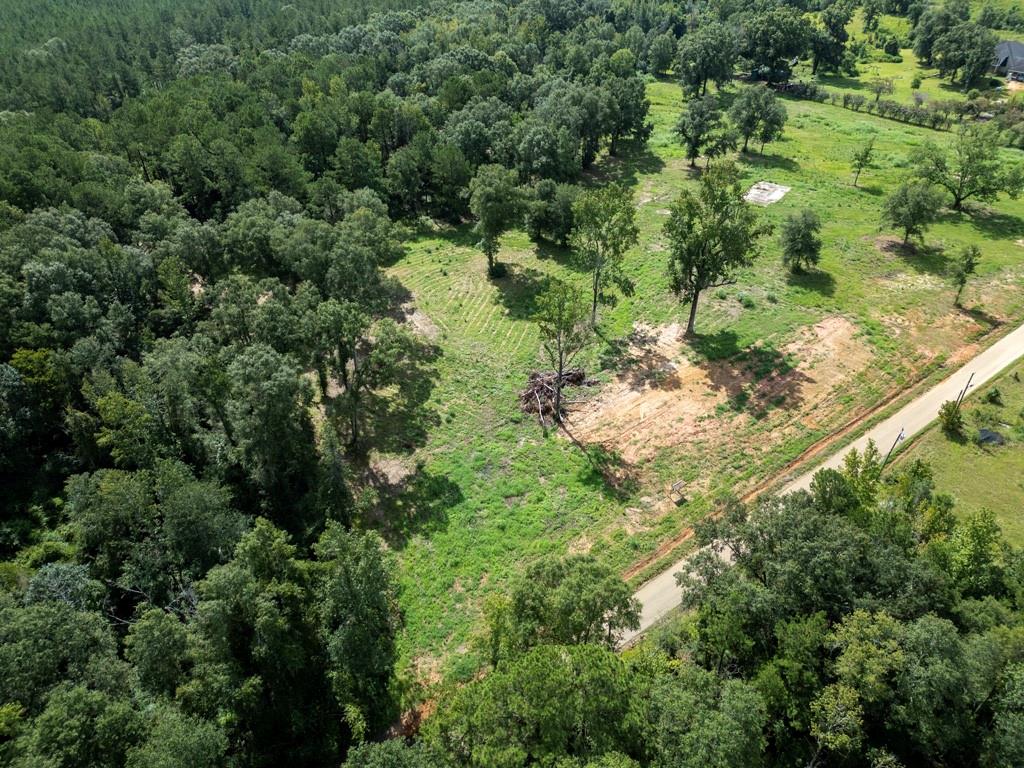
994,40 -> 1024,71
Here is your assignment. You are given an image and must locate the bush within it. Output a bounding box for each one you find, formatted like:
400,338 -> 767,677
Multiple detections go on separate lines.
911,75 -> 922,89
983,387 -> 1003,406
939,400 -> 965,437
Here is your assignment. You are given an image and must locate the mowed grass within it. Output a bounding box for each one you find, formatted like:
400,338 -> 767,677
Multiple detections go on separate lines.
384,78 -> 1024,686
891,360 -> 1024,545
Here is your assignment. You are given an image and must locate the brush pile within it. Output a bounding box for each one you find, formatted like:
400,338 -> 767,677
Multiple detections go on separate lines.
519,368 -> 593,424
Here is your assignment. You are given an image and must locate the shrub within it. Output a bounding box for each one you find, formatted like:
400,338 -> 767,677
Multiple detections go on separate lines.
939,400 -> 965,437
983,387 -> 1003,406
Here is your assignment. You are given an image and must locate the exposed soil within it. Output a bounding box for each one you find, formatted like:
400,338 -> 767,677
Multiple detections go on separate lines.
401,302 -> 442,341
571,316 -> 872,461
880,307 -> 986,362
570,323 -> 723,462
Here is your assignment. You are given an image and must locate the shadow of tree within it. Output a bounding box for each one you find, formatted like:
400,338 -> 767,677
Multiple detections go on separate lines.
585,141 -> 667,188
493,263 -> 552,320
597,325 -> 682,391
878,238 -> 948,276
412,220 -> 479,249
739,150 -> 800,173
365,463 -> 463,549
787,268 -> 836,296
562,428 -> 639,500
535,239 -> 580,270
689,328 -> 742,361
816,74 -> 868,91
363,334 -> 443,454
958,304 -> 1002,331
941,205 -> 1024,241
691,330 -> 811,417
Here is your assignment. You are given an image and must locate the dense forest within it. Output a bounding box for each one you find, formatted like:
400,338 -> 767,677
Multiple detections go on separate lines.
1,0 -> 1023,765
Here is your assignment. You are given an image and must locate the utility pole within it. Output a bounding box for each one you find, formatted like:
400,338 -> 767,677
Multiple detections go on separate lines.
955,372 -> 975,409
882,427 -> 906,468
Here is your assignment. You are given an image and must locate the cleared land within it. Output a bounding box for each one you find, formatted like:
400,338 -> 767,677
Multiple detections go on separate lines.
383,76 -> 1024,686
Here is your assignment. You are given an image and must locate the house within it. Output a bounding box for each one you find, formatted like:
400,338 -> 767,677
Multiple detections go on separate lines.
993,40 -> 1024,80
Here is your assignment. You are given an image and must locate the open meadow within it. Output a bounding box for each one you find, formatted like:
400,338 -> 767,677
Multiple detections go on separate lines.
384,78 -> 1024,683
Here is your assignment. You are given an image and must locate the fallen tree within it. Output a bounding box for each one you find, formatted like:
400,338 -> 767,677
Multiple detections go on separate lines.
519,368 -> 593,425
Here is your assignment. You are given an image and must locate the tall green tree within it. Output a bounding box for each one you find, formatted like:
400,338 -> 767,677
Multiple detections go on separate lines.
780,209 -> 823,273
952,244 -> 980,306
676,95 -> 723,167
728,86 -> 787,153
741,6 -> 811,82
851,138 -> 875,187
469,164 -> 524,277
912,124 -> 1024,211
882,181 -> 944,244
664,161 -> 771,336
483,553 -> 639,664
570,184 -> 639,326
677,22 -> 737,96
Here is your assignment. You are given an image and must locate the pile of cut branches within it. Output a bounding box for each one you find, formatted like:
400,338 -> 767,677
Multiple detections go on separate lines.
519,368 -> 593,425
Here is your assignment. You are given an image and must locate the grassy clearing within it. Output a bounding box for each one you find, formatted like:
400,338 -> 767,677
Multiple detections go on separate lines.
891,359 -> 1024,545
383,77 -> 1024,687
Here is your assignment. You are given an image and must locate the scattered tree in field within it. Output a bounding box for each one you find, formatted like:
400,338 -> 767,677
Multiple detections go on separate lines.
938,399 -> 965,437
867,77 -> 895,102
851,138 -> 875,187
912,124 -> 1024,211
882,181 -> 944,244
469,164 -> 525,277
533,281 -> 590,423
729,86 -> 787,153
952,244 -> 980,306
676,94 -> 723,167
676,22 -> 737,96
704,126 -> 740,168
780,209 -> 823,273
571,184 -> 639,326
665,161 -> 772,336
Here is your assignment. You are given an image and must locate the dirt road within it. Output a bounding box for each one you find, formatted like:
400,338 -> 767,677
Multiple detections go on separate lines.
618,322 -> 1024,646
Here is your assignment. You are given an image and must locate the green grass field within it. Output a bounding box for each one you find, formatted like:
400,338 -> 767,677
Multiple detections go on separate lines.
384,76 -> 1024,689
891,360 -> 1024,545
800,10 -> 1019,102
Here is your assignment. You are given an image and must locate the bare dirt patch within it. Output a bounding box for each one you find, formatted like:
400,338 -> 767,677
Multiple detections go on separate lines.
370,454 -> 416,486
781,316 -> 873,427
570,323 -> 724,462
881,307 -> 986,362
571,316 -> 872,461
401,303 -> 441,340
